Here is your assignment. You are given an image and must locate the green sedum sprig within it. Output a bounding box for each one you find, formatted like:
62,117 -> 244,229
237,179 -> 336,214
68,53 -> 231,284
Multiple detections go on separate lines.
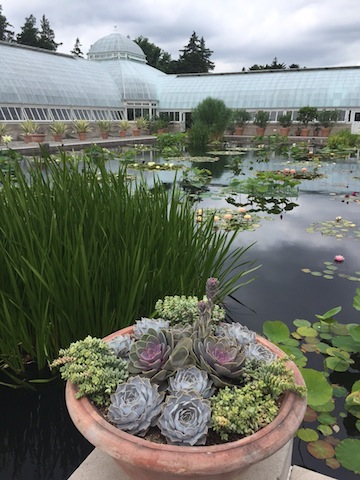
155,294 -> 225,326
51,336 -> 129,406
211,357 -> 306,440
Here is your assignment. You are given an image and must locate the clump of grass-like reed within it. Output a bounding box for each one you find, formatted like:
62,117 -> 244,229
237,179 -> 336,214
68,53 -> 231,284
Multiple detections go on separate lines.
0,150 -> 256,385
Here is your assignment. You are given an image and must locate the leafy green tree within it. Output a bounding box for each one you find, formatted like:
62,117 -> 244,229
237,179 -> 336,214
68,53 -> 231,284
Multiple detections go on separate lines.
16,14 -> 39,47
173,31 -> 215,73
0,4 -> 14,41
71,37 -> 84,57
38,15 -> 61,50
134,36 -> 172,72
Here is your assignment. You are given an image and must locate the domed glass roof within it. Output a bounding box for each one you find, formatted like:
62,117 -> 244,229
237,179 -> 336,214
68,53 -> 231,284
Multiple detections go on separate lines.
87,33 -> 146,63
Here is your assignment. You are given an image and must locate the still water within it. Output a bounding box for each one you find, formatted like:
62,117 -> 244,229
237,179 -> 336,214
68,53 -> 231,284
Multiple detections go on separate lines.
1,151 -> 359,479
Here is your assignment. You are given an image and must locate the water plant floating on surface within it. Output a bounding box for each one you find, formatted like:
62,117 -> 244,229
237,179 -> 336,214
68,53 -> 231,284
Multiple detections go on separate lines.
262,289 -> 360,476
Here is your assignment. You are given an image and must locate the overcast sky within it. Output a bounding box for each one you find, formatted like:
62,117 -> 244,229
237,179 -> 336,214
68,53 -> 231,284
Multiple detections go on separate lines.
2,0 -> 360,72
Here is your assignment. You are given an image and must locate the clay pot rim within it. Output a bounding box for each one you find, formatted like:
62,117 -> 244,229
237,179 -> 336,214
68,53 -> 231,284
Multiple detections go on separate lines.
65,326 -> 307,474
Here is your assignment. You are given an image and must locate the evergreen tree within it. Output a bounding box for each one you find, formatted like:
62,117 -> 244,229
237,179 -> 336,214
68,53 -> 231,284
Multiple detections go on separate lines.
174,31 -> 215,74
71,37 -> 84,57
38,15 -> 61,50
0,4 -> 14,42
16,14 -> 39,47
249,58 -> 300,71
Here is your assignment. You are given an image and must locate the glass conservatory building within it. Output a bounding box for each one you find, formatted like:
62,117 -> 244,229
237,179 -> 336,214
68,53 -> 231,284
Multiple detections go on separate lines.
1,31 -> 360,133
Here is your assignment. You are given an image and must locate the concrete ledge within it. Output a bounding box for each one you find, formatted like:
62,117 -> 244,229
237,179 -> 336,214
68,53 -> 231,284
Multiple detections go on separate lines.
289,465 -> 336,480
68,448 -> 337,480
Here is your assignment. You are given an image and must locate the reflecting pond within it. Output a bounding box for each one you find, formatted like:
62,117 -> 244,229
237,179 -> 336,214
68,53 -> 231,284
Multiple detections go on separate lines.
1,148 -> 359,479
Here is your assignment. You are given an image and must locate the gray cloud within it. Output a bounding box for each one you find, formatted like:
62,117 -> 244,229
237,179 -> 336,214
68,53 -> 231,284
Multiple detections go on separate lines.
2,0 -> 360,70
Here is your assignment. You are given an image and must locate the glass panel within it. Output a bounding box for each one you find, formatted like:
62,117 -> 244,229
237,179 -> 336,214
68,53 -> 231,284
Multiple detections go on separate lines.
127,109 -> 134,121
135,108 -> 141,118
24,107 -> 35,120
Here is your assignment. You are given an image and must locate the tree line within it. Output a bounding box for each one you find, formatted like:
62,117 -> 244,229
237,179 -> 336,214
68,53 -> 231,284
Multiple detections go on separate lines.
0,4 -> 300,73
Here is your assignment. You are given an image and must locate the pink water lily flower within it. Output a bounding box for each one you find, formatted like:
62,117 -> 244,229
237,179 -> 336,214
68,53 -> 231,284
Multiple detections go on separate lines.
334,255 -> 345,263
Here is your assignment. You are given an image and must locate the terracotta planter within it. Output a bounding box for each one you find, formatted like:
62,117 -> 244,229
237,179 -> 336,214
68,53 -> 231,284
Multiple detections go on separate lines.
23,134 -> 32,144
52,134 -> 63,142
65,326 -> 307,480
300,128 -> 310,137
100,132 -> 109,139
279,127 -> 290,137
255,127 -> 265,136
132,128 -> 140,136
320,127 -> 330,137
78,132 -> 87,141
119,131 -> 126,138
30,133 -> 46,143
234,127 -> 245,135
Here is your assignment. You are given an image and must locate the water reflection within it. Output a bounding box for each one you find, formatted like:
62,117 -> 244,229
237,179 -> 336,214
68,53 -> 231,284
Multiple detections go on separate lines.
0,380 -> 93,480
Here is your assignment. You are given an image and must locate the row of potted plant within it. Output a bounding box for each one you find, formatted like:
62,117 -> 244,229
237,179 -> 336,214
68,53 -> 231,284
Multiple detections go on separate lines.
231,107 -> 340,137
13,118 -> 154,143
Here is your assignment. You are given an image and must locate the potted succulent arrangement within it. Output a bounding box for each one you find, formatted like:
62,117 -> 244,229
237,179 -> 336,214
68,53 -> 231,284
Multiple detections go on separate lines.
119,120 -> 131,137
316,109 -> 339,137
253,111 -> 270,136
232,109 -> 251,135
72,120 -> 92,141
48,121 -> 68,142
297,106 -> 317,137
133,116 -> 148,136
97,120 -> 113,139
277,112 -> 292,137
53,278 -> 307,480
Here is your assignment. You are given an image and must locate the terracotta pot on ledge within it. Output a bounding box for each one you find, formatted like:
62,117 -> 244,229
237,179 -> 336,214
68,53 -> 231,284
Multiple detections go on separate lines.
30,133 -> 46,143
255,127 -> 265,136
279,127 -> 290,137
65,326 -> 307,480
234,127 -> 244,135
320,127 -> 330,137
300,128 -> 310,137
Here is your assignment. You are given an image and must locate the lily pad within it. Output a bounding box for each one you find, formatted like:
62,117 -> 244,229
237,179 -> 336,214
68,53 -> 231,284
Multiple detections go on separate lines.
317,412 -> 336,425
325,458 -> 341,469
317,424 -> 333,436
332,385 -> 348,397
304,406 -> 317,422
300,369 -> 332,406
335,439 -> 360,474
297,326 -> 318,337
307,440 -> 335,459
262,320 -> 290,343
311,271 -> 323,277
297,428 -> 319,442
293,319 -> 311,327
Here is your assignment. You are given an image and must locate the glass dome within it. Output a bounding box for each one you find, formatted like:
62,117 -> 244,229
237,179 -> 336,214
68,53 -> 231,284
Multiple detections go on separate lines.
87,33 -> 146,63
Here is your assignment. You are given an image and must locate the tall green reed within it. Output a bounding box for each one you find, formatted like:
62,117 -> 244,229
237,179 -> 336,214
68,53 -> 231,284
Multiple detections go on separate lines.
0,152 -> 256,382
